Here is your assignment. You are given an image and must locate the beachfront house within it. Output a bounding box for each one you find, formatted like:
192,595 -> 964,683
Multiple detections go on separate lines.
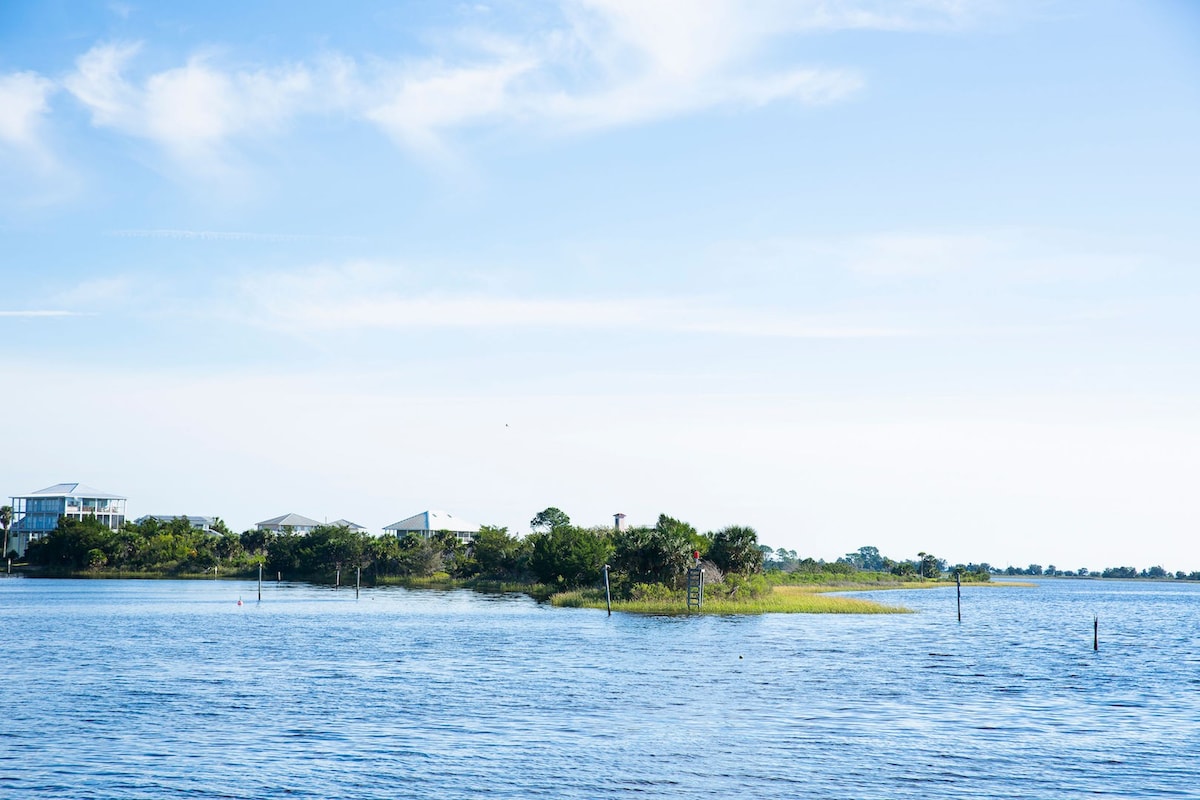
383,510 -> 480,544
7,482 -> 127,557
328,519 -> 368,533
255,513 -> 322,534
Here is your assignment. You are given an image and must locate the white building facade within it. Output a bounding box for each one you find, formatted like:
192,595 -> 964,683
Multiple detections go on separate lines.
384,510 -> 480,544
8,483 -> 127,557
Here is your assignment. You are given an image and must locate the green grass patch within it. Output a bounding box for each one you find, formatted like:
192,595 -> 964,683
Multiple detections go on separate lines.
550,584 -> 910,614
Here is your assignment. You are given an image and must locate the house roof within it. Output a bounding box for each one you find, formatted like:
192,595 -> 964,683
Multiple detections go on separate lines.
256,512 -> 322,528
20,482 -> 125,500
383,510 -> 480,533
328,519 -> 366,531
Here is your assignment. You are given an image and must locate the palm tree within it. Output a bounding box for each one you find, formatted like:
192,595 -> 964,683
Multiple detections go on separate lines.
0,505 -> 12,560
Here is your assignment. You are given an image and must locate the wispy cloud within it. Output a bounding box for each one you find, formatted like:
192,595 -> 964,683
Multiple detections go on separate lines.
64,42 -> 316,173
109,229 -> 365,243
234,262 -> 910,338
710,229 -> 1148,285
36,1 -> 971,170
0,310 -> 82,317
0,70 -> 58,166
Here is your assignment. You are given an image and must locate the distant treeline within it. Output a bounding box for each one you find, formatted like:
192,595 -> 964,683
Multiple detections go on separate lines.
997,563 -> 1200,580
20,512 -> 1194,591
19,508 -> 767,600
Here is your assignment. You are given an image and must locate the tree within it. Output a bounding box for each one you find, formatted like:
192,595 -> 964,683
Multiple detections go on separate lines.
397,533 -> 442,577
528,526 -> 610,587
612,515 -> 696,585
26,515 -> 114,570
842,545 -> 886,572
916,552 -> 943,579
0,505 -> 12,559
470,525 -> 527,578
240,528 -> 274,557
707,525 -> 764,575
530,507 -> 571,533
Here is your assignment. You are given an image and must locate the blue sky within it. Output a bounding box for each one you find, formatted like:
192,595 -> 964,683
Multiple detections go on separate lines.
2,0 -> 1198,570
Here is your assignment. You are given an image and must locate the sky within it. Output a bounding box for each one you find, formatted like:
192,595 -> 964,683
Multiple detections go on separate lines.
2,0 -> 1198,572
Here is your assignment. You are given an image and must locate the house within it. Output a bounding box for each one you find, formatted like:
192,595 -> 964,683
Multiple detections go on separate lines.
134,515 -> 218,534
384,510 -> 480,544
328,519 -> 368,533
255,513 -> 322,534
7,482 -> 127,557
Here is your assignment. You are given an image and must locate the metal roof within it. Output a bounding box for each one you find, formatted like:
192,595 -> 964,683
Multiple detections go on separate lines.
383,510 -> 480,533
256,512 -> 323,528
328,519 -> 367,531
18,482 -> 126,500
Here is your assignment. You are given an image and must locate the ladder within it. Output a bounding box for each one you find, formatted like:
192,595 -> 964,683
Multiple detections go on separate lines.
686,566 -> 704,611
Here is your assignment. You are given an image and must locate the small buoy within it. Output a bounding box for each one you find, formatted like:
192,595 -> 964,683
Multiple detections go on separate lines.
237,599 -> 243,606
739,655 -> 743,659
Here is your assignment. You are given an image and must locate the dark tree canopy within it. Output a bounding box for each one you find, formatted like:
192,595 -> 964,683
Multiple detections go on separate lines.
707,525 -> 763,575
530,507 -> 571,533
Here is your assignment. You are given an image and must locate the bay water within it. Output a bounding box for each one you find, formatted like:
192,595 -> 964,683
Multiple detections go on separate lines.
1,577 -> 1196,798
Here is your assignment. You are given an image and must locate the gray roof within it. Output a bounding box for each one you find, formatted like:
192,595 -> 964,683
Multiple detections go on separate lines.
384,510 -> 480,533
328,519 -> 366,531
257,512 -> 322,528
20,482 -> 125,500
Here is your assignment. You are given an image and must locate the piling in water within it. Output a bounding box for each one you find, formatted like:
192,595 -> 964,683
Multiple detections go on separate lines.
604,564 -> 611,616
956,572 -> 962,622
356,566 -> 360,599
257,562 -> 262,602
1094,615 -> 1099,651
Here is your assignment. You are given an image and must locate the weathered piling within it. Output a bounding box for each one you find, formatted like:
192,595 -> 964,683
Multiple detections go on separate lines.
335,568 -> 341,590
257,562 -> 262,601
356,566 -> 361,599
603,564 -> 612,616
956,572 -> 962,622
1094,615 -> 1099,651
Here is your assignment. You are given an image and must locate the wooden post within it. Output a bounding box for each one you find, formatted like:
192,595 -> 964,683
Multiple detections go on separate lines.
956,572 -> 961,622
277,571 -> 281,582
257,562 -> 262,602
1094,615 -> 1099,651
336,568 -> 340,590
603,564 -> 611,616
356,566 -> 361,599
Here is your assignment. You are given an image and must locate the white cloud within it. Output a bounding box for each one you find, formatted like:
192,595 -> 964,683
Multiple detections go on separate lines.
234,262 -> 908,338
109,228 -> 363,243
0,71 -> 57,158
0,310 -> 80,317
51,1 -> 971,168
64,42 -> 315,170
365,57 -> 538,156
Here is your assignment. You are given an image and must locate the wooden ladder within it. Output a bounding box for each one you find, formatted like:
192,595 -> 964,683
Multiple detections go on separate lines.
686,566 -> 704,611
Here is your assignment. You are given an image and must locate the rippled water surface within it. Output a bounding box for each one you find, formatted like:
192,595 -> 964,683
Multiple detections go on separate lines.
2,577 -> 1197,798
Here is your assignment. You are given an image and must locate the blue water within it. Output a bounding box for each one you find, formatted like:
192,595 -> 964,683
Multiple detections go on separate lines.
1,578 -> 1197,798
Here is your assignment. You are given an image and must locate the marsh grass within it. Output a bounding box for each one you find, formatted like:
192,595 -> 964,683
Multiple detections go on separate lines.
551,585 -> 910,614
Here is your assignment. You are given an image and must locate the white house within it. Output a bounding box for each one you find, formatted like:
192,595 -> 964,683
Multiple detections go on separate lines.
8,482 -> 126,557
383,510 -> 480,544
